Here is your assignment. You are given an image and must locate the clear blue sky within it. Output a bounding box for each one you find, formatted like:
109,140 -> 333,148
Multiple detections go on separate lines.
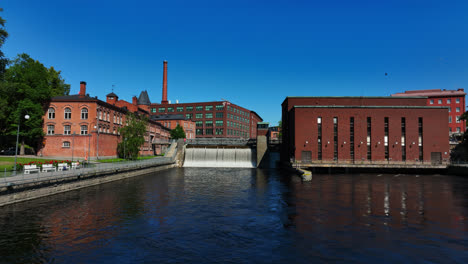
2,0 -> 467,124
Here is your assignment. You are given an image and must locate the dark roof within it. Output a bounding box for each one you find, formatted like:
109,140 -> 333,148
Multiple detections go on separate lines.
150,114 -> 187,121
138,90 -> 151,105
52,94 -> 98,102
106,92 -> 118,97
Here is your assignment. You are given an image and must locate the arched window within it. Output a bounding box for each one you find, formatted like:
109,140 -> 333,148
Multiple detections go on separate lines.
81,108 -> 88,119
62,141 -> 70,148
80,125 -> 88,135
64,108 -> 71,119
48,108 -> 55,119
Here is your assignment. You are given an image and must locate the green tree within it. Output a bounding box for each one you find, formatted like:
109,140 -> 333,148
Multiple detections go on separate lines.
117,113 -> 148,160
0,53 -> 70,152
170,124 -> 186,139
0,8 -> 8,79
450,111 -> 468,162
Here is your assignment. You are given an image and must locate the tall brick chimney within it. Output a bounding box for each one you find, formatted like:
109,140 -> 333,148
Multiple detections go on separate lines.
161,60 -> 168,104
132,96 -> 138,105
79,81 -> 86,97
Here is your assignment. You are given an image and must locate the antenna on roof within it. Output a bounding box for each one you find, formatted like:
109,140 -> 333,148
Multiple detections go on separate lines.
112,84 -> 115,93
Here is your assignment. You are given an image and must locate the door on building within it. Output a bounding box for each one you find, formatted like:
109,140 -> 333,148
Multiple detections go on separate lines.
430,152 -> 442,165
301,151 -> 312,164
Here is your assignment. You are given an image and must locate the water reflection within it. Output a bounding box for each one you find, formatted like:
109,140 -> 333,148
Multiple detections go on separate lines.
0,169 -> 467,263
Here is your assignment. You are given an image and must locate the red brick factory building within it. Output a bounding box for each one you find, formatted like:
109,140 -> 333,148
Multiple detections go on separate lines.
41,82 -> 172,160
392,89 -> 466,137
136,61 -> 263,139
281,96 -> 450,165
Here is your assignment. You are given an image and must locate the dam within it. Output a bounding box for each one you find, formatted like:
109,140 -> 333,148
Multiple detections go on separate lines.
183,147 -> 256,168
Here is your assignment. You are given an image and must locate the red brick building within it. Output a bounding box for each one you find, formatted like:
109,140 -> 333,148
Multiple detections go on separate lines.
150,114 -> 196,139
41,82 -> 171,160
281,97 -> 449,165
136,61 -> 263,139
392,89 -> 466,136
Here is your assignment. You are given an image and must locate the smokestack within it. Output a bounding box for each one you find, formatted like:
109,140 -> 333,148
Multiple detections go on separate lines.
79,81 -> 86,97
161,60 -> 168,104
132,96 -> 138,105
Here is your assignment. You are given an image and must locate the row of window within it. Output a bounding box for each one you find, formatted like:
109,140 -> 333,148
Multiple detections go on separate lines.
447,107 -> 461,113
227,105 -> 249,117
193,112 -> 224,119
227,121 -> 248,130
315,116 -> 424,161
227,129 -> 249,137
429,98 -> 461,104
448,116 -> 462,123
48,107 -> 124,125
195,128 -> 224,135
227,113 -> 249,123
152,105 -> 225,113
47,125 -> 124,135
194,121 -> 224,127
48,107 -> 89,120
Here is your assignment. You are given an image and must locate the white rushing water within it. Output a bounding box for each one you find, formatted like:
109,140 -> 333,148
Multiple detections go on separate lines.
183,147 -> 256,168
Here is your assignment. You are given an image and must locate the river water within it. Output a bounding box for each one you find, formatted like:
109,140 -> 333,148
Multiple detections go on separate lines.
0,167 -> 467,263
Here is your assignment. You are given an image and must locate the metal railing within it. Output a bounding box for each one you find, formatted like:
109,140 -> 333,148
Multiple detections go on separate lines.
0,141 -> 178,189
292,158 -> 451,167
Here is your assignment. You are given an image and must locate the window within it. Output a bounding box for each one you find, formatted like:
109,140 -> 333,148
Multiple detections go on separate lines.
107,112 -> 110,121
196,106 -> 203,111
158,108 -> 165,112
449,108 -> 451,113
186,113 -> 193,119
196,121 -> 203,127
418,117 -> 423,160
401,117 -> 406,161
196,113 -> 203,119
205,121 -> 213,127
205,105 -> 213,111
333,117 -> 338,161
456,116 -> 461,123
168,107 -> 174,112
438,99 -> 442,104
367,117 -> 371,160
317,117 -> 322,160
457,127 -> 461,133
205,128 -> 213,135
114,115 -> 116,123
456,98 -> 460,103
186,106 -> 193,111
177,106 -> 184,112
48,108 -> 55,119
216,105 -> 224,110
449,116 -> 452,123
456,107 -> 460,112
64,125 -> 71,135
98,110 -> 102,120
47,125 -> 55,135
216,128 -> 223,135
205,113 -> 213,119
64,108 -> 71,119
216,112 -> 224,118
196,128 -> 203,135
151,108 -> 157,113
216,120 -> 223,127
62,141 -> 70,148
81,108 -> 88,119
447,99 -> 451,104
80,125 -> 88,135
429,99 -> 434,104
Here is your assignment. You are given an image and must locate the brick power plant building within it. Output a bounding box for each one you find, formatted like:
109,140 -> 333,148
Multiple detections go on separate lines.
281,96 -> 450,165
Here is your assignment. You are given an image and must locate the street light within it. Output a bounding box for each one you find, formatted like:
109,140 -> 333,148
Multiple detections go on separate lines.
124,137 -> 127,159
13,114 -> 30,175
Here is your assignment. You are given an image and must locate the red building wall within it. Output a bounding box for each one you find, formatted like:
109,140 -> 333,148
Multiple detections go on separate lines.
291,106 -> 449,163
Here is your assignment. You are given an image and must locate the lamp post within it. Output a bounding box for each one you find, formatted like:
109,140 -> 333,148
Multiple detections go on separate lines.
13,114 -> 30,175
72,132 -> 76,161
124,137 -> 127,159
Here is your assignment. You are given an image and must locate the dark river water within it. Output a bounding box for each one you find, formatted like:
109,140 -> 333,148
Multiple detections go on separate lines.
0,167 -> 467,263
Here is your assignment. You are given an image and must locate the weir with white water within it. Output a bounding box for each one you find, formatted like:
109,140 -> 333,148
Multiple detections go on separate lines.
183,147 -> 256,168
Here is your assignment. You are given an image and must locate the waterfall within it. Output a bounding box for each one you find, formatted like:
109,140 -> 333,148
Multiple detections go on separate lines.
183,147 -> 256,168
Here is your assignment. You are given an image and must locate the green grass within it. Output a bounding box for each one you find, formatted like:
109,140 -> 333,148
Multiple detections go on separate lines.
0,157 -> 72,172
96,155 -> 158,163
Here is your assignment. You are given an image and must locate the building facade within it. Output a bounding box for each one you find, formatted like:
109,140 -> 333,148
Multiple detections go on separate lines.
282,97 -> 449,165
150,114 -> 196,139
392,89 -> 466,136
41,82 -> 171,160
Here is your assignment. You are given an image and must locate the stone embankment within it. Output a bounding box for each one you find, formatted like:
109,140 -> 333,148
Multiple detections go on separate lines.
0,141 -> 183,207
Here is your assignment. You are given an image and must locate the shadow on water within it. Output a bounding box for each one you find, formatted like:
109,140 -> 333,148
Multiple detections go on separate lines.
0,159 -> 467,263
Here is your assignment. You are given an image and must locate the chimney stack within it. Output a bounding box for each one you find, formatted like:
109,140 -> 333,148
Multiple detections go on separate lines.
161,60 -> 168,104
79,81 -> 87,97
132,96 -> 138,105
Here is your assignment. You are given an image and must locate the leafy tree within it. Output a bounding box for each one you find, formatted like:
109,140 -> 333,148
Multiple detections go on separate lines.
450,111 -> 468,162
0,8 -> 8,79
170,124 -> 186,139
0,53 -> 70,153
117,113 -> 148,160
